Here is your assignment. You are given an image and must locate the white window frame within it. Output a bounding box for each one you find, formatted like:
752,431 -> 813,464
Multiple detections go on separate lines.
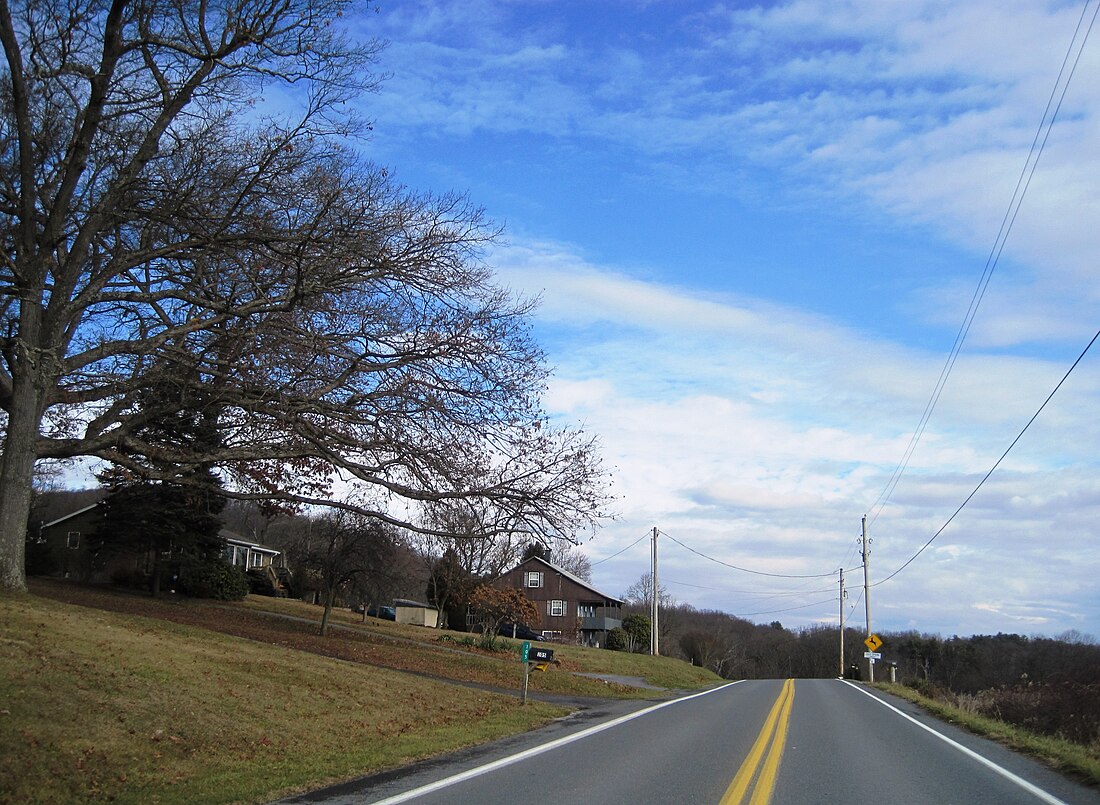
549,599 -> 566,617
66,531 -> 80,549
525,571 -> 543,588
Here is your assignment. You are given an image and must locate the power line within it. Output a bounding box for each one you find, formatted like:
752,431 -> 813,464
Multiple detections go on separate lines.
867,0 -> 1100,526
589,530 -> 649,566
660,530 -> 837,579
733,597 -> 838,619
837,537 -> 862,577
874,327 -> 1100,587
665,578 -> 836,598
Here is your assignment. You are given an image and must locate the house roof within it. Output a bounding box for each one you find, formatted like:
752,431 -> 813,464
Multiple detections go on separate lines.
41,503 -> 101,529
40,509 -> 281,556
394,598 -> 435,609
507,556 -> 625,605
219,528 -> 280,554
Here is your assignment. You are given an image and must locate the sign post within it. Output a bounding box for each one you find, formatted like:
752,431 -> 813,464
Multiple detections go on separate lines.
863,634 -> 884,680
520,641 -> 532,703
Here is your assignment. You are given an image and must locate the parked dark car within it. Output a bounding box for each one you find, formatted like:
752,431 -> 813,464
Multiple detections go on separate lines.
497,623 -> 543,640
353,604 -> 396,620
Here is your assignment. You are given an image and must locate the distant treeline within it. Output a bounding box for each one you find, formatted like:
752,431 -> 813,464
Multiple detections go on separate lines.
646,604 -> 1100,690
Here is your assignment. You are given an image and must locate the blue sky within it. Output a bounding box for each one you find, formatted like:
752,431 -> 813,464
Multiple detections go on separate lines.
349,0 -> 1100,639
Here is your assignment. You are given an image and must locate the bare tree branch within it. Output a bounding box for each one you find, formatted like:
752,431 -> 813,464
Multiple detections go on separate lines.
0,0 -> 613,594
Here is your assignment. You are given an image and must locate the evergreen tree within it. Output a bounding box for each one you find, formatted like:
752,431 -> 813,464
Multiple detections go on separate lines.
522,542 -> 550,562
94,370 -> 227,596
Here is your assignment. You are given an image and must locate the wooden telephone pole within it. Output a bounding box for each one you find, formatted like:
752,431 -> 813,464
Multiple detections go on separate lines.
650,526 -> 659,656
839,567 -> 847,678
862,515 -> 873,682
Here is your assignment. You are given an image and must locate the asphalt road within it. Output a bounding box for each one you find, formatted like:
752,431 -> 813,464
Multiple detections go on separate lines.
280,679 -> 1100,805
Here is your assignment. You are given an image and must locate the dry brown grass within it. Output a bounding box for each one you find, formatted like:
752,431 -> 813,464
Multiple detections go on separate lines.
880,682 -> 1100,787
2,580 -> 720,804
0,586 -> 566,805
31,582 -> 717,697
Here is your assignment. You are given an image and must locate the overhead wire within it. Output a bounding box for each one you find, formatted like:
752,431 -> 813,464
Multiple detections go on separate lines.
874,327 -> 1100,587
733,598 -> 839,619
866,0 -> 1100,527
837,537 -> 862,576
845,587 -> 864,624
588,529 -> 650,566
589,526 -> 845,619
660,529 -> 838,579
580,4 -> 1098,630
664,578 -> 836,597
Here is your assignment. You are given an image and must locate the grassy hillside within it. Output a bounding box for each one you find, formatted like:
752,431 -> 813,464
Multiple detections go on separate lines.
1,582 -> 720,804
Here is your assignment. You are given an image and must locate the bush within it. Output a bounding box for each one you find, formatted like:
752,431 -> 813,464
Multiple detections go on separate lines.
180,560 -> 249,600
980,682 -> 1100,745
246,568 -> 278,596
904,678 -> 1100,747
622,614 -> 651,653
606,627 -> 628,651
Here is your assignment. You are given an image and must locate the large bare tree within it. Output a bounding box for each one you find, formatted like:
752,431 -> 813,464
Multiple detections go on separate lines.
0,0 -> 612,591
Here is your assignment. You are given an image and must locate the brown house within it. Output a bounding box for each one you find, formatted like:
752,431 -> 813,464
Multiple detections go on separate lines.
493,556 -> 623,648
34,503 -> 102,580
32,503 -> 286,593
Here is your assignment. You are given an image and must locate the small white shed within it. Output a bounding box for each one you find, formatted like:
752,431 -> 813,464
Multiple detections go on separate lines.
394,598 -> 438,627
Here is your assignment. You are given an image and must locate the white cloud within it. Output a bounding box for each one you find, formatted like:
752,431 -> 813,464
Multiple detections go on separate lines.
356,1 -> 1100,636
491,237 -> 1100,635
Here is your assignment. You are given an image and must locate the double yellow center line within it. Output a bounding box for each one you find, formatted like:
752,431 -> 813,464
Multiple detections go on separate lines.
719,679 -> 796,805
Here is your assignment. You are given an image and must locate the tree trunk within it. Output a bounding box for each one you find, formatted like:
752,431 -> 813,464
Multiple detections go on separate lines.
0,350 -> 48,592
320,587 -> 335,636
151,550 -> 163,598
0,421 -> 36,592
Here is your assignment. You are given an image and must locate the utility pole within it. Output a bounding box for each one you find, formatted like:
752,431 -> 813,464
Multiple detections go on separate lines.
862,515 -> 873,682
650,526 -> 659,656
839,567 -> 846,678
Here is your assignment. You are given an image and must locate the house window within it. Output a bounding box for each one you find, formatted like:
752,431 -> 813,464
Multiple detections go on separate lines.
525,571 -> 543,588
579,604 -> 596,618
549,600 -> 566,617
66,531 -> 80,549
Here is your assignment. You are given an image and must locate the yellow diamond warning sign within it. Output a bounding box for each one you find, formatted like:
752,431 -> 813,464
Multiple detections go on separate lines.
864,633 -> 883,652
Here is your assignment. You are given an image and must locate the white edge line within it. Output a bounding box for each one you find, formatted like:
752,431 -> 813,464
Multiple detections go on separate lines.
367,681 -> 743,804
840,680 -> 1069,805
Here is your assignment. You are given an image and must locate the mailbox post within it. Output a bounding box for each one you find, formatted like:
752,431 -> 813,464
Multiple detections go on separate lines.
519,644 -> 555,704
